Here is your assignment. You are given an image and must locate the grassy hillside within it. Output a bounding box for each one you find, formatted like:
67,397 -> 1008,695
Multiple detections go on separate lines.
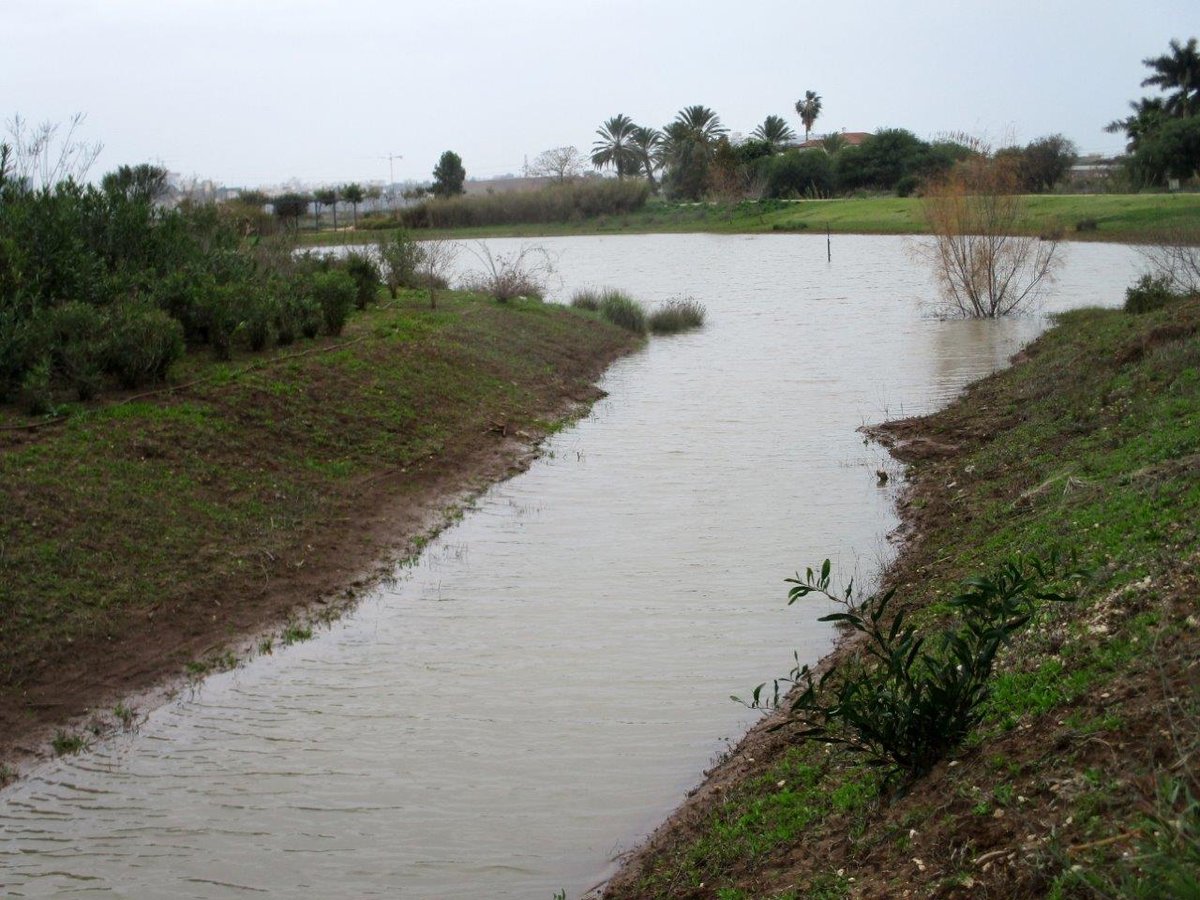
606,295 -> 1200,897
0,289 -> 639,764
302,193 -> 1200,246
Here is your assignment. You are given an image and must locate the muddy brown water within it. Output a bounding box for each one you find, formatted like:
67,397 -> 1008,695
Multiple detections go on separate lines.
0,236 -> 1140,897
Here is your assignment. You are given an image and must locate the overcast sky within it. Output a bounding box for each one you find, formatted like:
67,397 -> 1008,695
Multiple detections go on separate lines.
3,0 -> 1196,188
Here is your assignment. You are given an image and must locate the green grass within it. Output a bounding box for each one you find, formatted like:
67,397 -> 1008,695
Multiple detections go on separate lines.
301,193 -> 1200,246
51,730 -> 86,756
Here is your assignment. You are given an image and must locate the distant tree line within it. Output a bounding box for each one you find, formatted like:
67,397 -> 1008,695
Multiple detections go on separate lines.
589,98 -> 1078,202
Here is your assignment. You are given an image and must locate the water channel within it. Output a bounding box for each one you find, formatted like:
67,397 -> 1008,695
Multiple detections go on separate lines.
0,235 -> 1141,897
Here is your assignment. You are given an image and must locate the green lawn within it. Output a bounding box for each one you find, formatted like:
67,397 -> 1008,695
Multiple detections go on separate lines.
299,193 -> 1200,246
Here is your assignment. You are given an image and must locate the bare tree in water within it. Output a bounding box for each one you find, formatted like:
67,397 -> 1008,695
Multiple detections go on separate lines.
920,157 -> 1062,318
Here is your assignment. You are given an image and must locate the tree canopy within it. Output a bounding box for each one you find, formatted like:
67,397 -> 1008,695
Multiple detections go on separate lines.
1108,37 -> 1200,184
431,151 -> 466,198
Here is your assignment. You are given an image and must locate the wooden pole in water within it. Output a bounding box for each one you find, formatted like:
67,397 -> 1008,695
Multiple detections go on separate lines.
827,223 -> 831,262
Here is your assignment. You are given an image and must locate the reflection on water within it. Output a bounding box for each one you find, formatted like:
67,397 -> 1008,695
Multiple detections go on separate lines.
0,236 -> 1138,897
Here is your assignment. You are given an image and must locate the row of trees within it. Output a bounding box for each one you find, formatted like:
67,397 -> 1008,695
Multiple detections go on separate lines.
588,103 -> 1077,202
1107,37 -> 1200,185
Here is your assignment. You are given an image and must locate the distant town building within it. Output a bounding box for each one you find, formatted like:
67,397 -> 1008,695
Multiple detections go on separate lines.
796,131 -> 873,150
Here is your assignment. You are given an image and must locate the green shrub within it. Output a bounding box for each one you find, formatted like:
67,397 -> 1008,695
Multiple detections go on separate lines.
895,174 -> 921,197
598,289 -> 648,333
151,269 -> 211,344
310,270 -> 355,336
377,230 -> 425,296
1076,217 -> 1099,232
648,297 -> 707,334
1124,274 -> 1179,314
343,252 -> 381,309
762,149 -> 835,199
741,556 -> 1074,781
242,290 -> 276,351
104,301 -> 185,388
18,356 -> 54,415
43,301 -> 107,400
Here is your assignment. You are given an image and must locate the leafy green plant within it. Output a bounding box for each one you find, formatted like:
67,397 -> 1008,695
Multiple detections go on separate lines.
242,289 -> 276,352
343,252 -> 381,309
1124,273 -> 1180,314
377,230 -> 425,297
740,556 -> 1075,780
648,296 -> 706,334
43,301 -> 106,400
18,356 -> 54,414
311,270 -> 355,336
105,301 -> 185,387
598,289 -> 648,334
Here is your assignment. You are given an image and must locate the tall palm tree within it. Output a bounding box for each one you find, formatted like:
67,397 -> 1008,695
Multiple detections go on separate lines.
661,106 -> 727,201
751,115 -> 797,153
795,90 -> 823,143
670,105 -> 728,146
591,114 -> 639,179
630,125 -> 664,192
1140,37 -> 1200,117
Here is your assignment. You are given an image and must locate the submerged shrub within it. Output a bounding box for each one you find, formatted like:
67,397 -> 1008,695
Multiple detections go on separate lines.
104,301 -> 185,388
311,270 -> 355,336
740,556 -> 1075,781
598,289 -> 648,333
1124,274 -> 1179,314
648,297 -> 707,334
570,289 -> 602,311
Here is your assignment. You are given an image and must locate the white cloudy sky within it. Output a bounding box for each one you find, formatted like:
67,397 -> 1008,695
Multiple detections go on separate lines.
3,0 -> 1195,187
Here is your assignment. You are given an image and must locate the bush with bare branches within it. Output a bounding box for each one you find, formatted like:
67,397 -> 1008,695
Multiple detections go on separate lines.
919,158 -> 1063,318
461,243 -> 556,302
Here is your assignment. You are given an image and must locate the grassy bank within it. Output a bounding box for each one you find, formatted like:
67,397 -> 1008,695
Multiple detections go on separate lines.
300,193 -> 1200,246
0,289 -> 639,766
606,296 -> 1200,897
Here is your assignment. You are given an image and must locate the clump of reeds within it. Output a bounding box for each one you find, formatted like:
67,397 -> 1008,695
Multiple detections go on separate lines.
597,289 -> 648,334
648,296 -> 707,334
570,288 -> 602,311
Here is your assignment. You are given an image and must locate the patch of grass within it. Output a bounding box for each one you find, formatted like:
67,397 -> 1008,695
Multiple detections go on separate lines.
282,621 -> 314,645
301,194 -> 1200,245
51,730 -> 86,756
113,702 -> 135,729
